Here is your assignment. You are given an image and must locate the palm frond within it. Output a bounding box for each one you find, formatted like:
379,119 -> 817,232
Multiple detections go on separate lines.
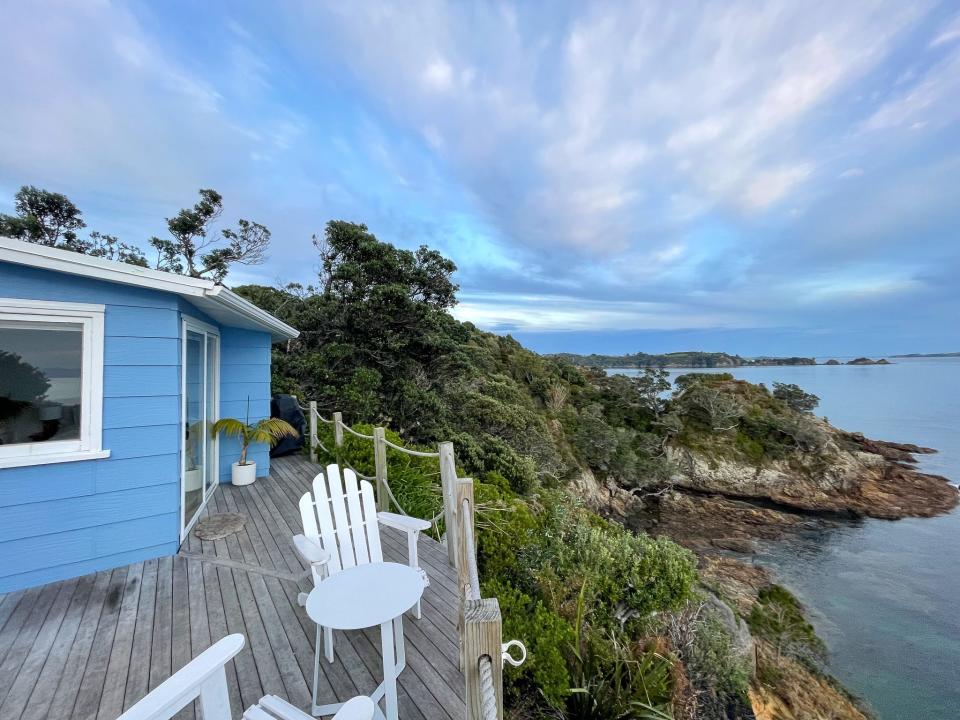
255,417 -> 299,441
211,418 -> 250,440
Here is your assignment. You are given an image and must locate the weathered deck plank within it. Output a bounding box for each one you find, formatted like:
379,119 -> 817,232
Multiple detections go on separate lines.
1,455 -> 463,720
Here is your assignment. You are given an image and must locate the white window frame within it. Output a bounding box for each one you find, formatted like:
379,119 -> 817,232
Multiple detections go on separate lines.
180,315 -> 220,540
0,298 -> 110,469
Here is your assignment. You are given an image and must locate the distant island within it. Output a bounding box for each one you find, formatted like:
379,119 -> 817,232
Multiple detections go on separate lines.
548,350 -> 817,368
891,351 -> 960,358
549,351 -> 900,368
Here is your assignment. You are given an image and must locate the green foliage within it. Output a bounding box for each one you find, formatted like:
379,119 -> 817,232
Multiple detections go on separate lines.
0,184 -> 268,277
772,382 -> 820,414
748,585 -> 826,666
0,185 -> 146,265
528,501 -> 697,636
151,189 -> 271,281
669,373 -> 828,463
211,415 -> 299,465
485,579 -> 575,709
230,226 -> 826,716
685,611 -> 751,715
567,631 -> 675,720
0,185 -> 85,246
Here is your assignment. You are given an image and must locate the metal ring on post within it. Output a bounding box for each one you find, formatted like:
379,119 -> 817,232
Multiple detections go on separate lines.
501,640 -> 526,667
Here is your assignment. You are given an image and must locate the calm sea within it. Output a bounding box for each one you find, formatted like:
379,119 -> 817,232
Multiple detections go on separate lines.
611,358 -> 960,719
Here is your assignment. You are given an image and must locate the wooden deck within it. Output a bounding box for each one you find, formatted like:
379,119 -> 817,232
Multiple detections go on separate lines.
0,455 -> 465,720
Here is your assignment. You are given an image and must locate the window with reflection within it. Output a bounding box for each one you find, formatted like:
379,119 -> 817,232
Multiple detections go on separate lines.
0,300 -> 104,466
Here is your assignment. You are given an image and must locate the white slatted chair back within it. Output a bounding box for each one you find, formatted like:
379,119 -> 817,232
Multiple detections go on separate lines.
116,632 -> 374,720
299,464 -> 383,576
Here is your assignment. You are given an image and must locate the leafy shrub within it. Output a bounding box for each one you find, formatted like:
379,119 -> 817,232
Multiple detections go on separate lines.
772,382 -> 819,414
566,632 -> 675,720
530,502 -> 697,634
748,585 -> 825,667
686,612 -> 751,713
485,579 -> 575,709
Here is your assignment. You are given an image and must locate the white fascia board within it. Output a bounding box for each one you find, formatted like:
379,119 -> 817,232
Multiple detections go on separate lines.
0,237 -> 299,340
0,236 -> 211,296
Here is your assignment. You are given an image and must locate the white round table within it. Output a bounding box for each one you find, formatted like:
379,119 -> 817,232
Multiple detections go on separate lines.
306,562 -> 425,720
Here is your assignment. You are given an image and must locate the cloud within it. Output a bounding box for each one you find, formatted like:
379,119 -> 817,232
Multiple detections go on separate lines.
422,58 -> 454,91
1,0 -> 958,353
930,13 -> 960,47
741,165 -> 812,210
863,45 -> 960,132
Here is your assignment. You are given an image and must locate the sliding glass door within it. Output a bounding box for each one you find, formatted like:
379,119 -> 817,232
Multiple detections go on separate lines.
181,319 -> 219,539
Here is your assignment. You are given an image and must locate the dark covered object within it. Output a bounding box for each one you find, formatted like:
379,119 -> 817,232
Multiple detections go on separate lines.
270,394 -> 306,457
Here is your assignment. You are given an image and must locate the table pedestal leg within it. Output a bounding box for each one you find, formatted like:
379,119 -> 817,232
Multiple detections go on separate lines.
380,618 -> 399,720
311,616 -> 407,719
312,625 -> 322,714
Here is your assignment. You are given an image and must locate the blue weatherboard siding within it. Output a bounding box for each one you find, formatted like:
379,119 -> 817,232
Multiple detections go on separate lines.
219,326 -> 273,481
0,262 -> 276,592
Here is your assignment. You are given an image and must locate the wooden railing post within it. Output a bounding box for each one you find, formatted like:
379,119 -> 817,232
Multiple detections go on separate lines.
462,599 -> 504,720
308,400 -> 318,463
456,477 -> 475,596
438,441 -> 457,566
373,426 -> 389,513
332,411 -> 344,448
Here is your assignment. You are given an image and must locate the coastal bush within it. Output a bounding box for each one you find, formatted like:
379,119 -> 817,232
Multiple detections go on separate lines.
686,611 -> 752,716
244,227 -> 854,716
529,501 -> 697,634
485,579 -> 575,709
748,585 -> 825,667
772,382 -> 820,414
566,632 -> 675,720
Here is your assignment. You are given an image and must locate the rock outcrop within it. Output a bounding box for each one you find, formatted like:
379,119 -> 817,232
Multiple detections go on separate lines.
569,466 -> 645,520
665,421 -> 957,519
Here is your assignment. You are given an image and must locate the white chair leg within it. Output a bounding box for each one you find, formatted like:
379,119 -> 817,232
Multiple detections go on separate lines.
325,625 -> 335,663
298,592 -> 308,607
407,531 -> 422,620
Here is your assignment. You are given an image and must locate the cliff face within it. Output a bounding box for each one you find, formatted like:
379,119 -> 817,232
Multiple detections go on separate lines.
665,421 -> 957,519
699,558 -> 873,720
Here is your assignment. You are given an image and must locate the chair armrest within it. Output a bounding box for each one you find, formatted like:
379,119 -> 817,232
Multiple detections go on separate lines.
377,512 -> 431,533
119,634 -> 245,720
292,534 -> 331,566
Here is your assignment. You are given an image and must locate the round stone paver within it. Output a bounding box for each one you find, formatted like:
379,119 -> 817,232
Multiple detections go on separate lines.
194,512 -> 247,540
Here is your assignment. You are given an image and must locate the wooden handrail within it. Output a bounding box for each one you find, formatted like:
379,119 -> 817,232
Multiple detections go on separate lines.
301,401 -> 512,719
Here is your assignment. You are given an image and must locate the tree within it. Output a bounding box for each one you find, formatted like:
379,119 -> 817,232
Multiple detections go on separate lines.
772,382 -> 819,414
0,185 -> 85,246
1,186 -> 147,266
149,189 -> 271,282
235,221 -> 463,433
0,351 -> 50,424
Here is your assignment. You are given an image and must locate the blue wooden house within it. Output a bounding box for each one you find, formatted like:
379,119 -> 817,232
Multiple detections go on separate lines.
0,237 -> 298,592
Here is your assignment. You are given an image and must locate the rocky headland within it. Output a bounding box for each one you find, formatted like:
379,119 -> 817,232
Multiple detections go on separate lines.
571,371 -> 955,719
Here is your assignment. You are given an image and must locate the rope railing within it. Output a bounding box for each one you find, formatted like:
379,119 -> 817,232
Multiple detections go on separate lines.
341,423 -> 375,440
295,398 -> 524,719
382,436 -> 441,458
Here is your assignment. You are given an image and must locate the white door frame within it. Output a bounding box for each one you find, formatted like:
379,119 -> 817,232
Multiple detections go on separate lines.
180,316 -> 221,541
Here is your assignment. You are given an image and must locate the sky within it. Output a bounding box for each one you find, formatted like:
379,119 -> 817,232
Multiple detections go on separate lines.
1,1 -> 958,357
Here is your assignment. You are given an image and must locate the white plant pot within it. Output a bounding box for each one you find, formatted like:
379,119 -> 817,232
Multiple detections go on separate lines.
184,468 -> 203,492
231,461 -> 257,486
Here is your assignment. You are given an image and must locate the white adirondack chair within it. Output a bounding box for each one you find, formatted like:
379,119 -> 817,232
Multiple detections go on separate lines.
292,464 -> 431,663
116,633 -> 375,720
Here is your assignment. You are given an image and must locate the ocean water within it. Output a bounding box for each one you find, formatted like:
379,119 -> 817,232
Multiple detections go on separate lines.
611,358 -> 960,719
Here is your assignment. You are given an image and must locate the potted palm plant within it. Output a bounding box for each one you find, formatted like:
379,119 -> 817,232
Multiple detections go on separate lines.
211,399 -> 299,486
